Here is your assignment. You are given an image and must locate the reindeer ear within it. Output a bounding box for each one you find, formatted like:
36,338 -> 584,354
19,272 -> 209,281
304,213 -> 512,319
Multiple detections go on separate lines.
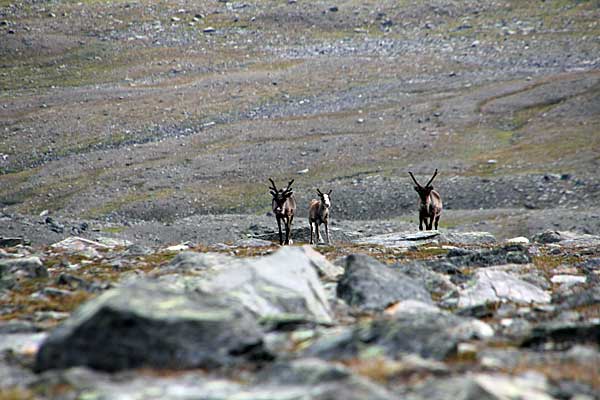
270,190 -> 277,196
286,190 -> 294,197
414,186 -> 419,191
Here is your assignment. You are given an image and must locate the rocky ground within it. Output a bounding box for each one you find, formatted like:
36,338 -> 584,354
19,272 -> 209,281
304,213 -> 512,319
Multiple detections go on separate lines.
0,229 -> 599,399
1,0 -> 600,398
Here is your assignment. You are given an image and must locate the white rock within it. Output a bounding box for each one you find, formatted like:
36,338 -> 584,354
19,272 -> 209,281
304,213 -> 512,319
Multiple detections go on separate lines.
506,236 -> 529,245
384,300 -> 441,316
550,275 -> 586,284
459,270 -> 551,308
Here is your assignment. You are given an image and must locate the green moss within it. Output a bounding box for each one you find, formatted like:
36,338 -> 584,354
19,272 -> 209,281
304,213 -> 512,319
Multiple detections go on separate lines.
0,388 -> 36,400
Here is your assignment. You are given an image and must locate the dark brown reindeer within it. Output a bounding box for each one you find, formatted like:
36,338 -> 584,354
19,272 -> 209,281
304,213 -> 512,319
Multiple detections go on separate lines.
309,189 -> 332,245
408,169 -> 443,231
268,178 -> 296,245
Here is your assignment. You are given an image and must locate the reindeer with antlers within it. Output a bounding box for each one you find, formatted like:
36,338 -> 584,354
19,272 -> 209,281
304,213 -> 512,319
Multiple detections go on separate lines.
408,169 -> 443,231
309,189 -> 332,245
268,178 -> 297,245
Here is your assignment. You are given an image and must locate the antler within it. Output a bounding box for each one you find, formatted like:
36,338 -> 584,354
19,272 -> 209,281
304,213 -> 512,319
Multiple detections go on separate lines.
328,189 -> 332,195
268,178 -> 278,192
316,188 -> 323,196
408,171 -> 421,187
284,179 -> 294,194
425,169 -> 438,187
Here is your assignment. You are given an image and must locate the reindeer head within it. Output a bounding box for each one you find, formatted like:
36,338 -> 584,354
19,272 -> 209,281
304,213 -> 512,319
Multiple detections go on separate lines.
269,178 -> 294,214
316,188 -> 332,209
408,169 -> 438,203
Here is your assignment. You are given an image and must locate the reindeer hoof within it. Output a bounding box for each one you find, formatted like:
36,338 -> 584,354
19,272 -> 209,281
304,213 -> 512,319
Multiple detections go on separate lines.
289,239 -> 293,245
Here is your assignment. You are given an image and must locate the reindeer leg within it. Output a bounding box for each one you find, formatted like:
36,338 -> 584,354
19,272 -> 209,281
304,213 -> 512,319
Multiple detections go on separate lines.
325,222 -> 330,244
316,222 -> 321,243
287,215 -> 294,245
435,215 -> 440,230
309,220 -> 314,244
277,217 -> 283,245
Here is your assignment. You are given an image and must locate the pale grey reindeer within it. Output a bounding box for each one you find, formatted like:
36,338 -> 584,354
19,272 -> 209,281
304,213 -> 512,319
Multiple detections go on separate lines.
408,169 -> 443,231
268,178 -> 296,245
309,188 -> 332,244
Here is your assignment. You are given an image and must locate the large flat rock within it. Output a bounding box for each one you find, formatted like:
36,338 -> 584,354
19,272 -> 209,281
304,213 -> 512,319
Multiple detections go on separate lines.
35,283 -> 268,372
357,231 -> 496,248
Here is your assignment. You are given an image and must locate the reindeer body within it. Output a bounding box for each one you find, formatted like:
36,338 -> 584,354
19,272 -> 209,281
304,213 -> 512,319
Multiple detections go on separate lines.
409,170 -> 443,231
269,178 -> 296,245
418,189 -> 442,231
309,189 -> 332,244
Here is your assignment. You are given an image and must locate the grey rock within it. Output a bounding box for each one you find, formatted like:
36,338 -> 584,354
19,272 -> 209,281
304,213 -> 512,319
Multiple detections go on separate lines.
557,286 -> 600,310
1,256 -> 47,290
358,230 -> 441,248
383,300 -> 442,316
437,231 -> 497,245
533,230 -> 600,247
256,358 -> 394,400
233,238 -> 273,247
394,262 -> 457,298
444,244 -> 531,268
458,270 -> 551,308
161,246 -> 333,323
307,312 -> 492,361
55,273 -> 104,293
336,254 -> 432,312
123,244 -> 153,256
499,318 -> 533,339
533,230 -> 563,244
0,237 -> 28,247
35,283 -> 269,372
161,251 -> 233,274
0,320 -> 41,334
295,245 -> 343,280
406,373 -> 553,400
42,287 -> 74,297
521,320 -> 600,349
35,360 -> 395,400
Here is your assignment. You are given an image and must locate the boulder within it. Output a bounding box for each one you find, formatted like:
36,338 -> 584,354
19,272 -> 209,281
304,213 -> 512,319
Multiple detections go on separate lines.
437,231 -> 497,245
458,270 -> 551,308
521,320 -> 600,349
0,256 -> 47,290
556,286 -> 600,310
358,231 -> 441,247
35,283 -> 269,372
160,251 -> 234,274
533,230 -> 600,247
307,312 -> 492,361
0,237 -> 28,248
295,245 -> 343,280
394,262 -> 457,297
444,244 -> 531,268
34,358 -> 396,400
256,358 -> 394,400
405,373 -> 553,400
336,254 -> 432,312
159,246 -> 334,324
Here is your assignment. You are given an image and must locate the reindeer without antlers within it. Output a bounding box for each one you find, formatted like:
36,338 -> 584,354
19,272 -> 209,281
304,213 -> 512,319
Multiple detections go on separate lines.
309,188 -> 332,245
408,169 -> 443,231
268,178 -> 297,245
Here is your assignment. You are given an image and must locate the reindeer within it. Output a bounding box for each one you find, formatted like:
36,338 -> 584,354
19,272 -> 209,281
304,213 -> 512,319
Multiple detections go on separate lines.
268,178 -> 296,245
309,189 -> 332,245
408,169 -> 443,231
